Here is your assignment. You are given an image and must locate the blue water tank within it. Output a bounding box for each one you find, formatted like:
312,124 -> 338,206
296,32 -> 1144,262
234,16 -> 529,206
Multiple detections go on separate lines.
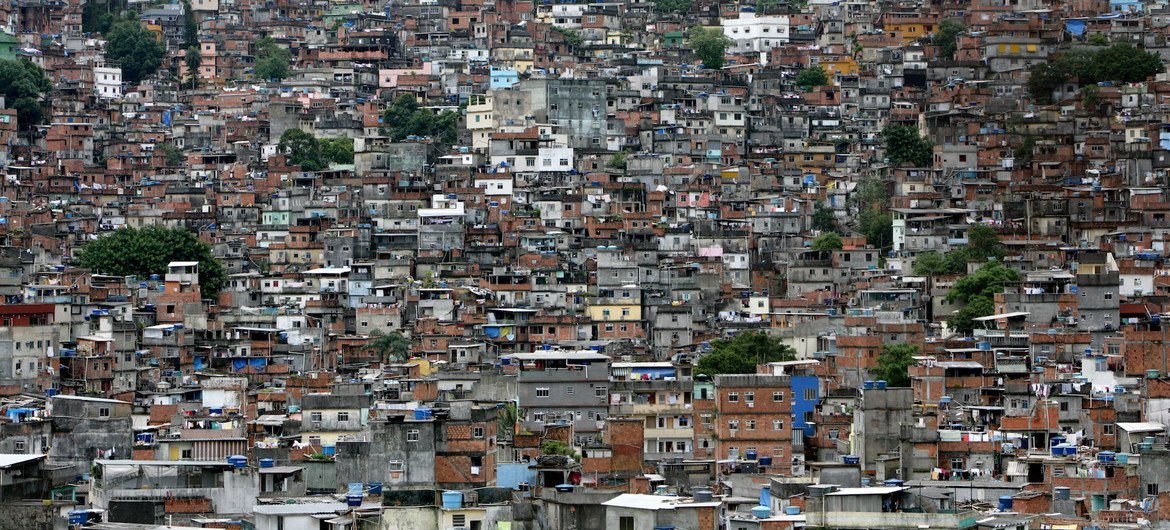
259,458 -> 275,468
751,506 -> 772,518
758,456 -> 773,466
322,445 -> 336,456
998,495 -> 1013,510
883,479 -> 904,487
785,506 -> 801,515
227,455 -> 247,468
415,408 -> 433,420
875,380 -> 888,389
346,494 -> 363,507
1099,451 -> 1116,463
68,511 -> 89,525
368,482 -> 383,494
745,450 -> 758,461
442,490 -> 464,509
842,455 -> 860,465
863,380 -> 875,390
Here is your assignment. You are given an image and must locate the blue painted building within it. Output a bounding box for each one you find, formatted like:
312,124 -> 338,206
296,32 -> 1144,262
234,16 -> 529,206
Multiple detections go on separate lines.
490,67 -> 520,89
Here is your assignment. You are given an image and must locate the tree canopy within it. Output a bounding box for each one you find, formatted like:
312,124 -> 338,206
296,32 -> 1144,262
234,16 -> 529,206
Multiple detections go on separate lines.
945,261 -> 1019,333
795,66 -> 829,90
688,27 -> 732,70
381,94 -> 460,146
276,130 -> 353,171
934,19 -> 964,60
811,232 -> 843,251
811,201 -> 838,233
1028,44 -> 1164,104
881,123 -> 933,167
0,59 -> 52,130
849,177 -> 893,251
105,20 -> 164,84
696,332 -> 796,376
873,344 -> 918,387
654,0 -> 692,14
366,329 -> 411,362
253,36 -> 293,80
77,226 -> 226,299
912,224 -> 1005,275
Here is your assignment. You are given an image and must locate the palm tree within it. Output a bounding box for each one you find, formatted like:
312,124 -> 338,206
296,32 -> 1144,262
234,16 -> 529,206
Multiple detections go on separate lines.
366,329 -> 411,362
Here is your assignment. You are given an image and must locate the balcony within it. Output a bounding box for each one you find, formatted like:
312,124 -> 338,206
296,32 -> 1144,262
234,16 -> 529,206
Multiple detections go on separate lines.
609,402 -> 693,416
644,427 -> 694,439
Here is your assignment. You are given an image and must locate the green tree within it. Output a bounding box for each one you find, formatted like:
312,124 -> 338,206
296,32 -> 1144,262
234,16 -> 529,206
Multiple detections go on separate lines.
688,27 -> 732,70
912,251 -> 952,276
948,296 -> 995,335
184,47 -> 201,89
105,20 -> 164,84
320,137 -> 354,165
158,142 -> 184,166
881,123 -> 933,167
1095,43 -> 1164,83
1088,33 -> 1109,46
963,224 -> 1005,262
654,0 -> 692,13
1028,45 -> 1162,103
83,0 -> 117,34
795,65 -> 829,90
858,210 -> 893,250
945,261 -> 1018,333
498,402 -> 518,442
696,332 -> 796,376
947,260 -> 1018,304
873,344 -> 918,387
382,94 -> 460,146
76,226 -> 226,299
277,129 -> 326,171
182,0 -> 198,47
253,36 -> 292,80
551,26 -> 584,50
607,151 -> 628,170
0,59 -> 52,131
366,329 -> 411,362
934,19 -> 964,60
811,232 -> 843,251
811,201 -> 838,233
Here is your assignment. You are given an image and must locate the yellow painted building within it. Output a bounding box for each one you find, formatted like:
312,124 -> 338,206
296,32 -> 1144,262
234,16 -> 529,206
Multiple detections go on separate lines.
587,304 -> 642,322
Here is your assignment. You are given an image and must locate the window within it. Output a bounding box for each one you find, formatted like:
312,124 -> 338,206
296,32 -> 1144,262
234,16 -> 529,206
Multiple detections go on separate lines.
98,408 -> 110,418
453,514 -> 466,527
566,387 -> 575,395
1150,484 -> 1160,496
746,420 -> 756,430
773,420 -> 784,430
389,460 -> 404,472
829,429 -> 840,440
310,412 -> 322,422
729,420 -> 740,430
619,517 -> 635,530
595,386 -> 608,397
536,387 -> 550,398
773,392 -> 784,402
745,392 -> 755,403
792,429 -> 804,447
181,448 -> 192,459
532,412 -> 545,422
728,392 -> 739,402
308,436 -> 321,446
337,412 -> 350,422
804,388 -> 817,401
